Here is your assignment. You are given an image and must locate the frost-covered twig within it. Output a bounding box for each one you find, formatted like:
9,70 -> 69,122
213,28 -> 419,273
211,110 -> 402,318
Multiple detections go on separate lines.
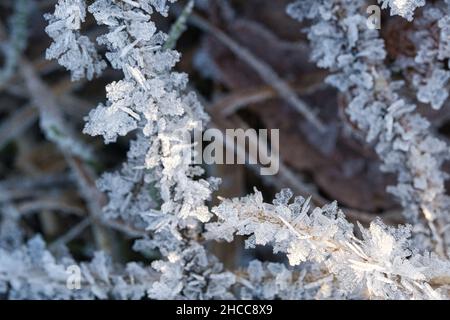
44,0 -> 106,81
163,0 -> 194,50
287,0 -> 450,254
0,236 -> 158,299
208,189 -> 450,299
0,0 -> 30,87
394,1 -> 450,110
378,0 -> 426,21
43,0 -> 235,299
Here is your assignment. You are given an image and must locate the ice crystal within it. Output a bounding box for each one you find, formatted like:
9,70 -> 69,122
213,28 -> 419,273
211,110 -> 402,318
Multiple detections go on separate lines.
44,0 -> 106,80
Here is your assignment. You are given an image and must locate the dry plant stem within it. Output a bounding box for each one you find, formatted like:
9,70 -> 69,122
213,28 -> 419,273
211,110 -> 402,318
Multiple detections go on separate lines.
181,9 -> 326,132
17,199 -> 85,217
49,217 -> 91,251
0,105 -> 38,150
0,174 -> 72,199
15,134 -> 63,239
40,211 -> 60,238
163,0 -> 194,50
217,79 -> 328,117
2,78 -> 93,119
18,59 -> 119,258
66,154 -> 124,256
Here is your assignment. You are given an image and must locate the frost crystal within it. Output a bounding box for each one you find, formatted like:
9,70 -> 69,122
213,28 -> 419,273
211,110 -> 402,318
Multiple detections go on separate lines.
378,0 -> 426,21
44,0 -> 106,80
395,1 -> 450,110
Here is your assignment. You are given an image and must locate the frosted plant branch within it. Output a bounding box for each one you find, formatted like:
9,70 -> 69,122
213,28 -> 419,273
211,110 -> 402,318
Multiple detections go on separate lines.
378,0 -> 426,21
44,0 -> 106,81
287,0 -> 450,255
41,0 -> 235,299
0,0 -> 31,87
207,189 -> 450,299
0,236 -> 159,299
394,0 -> 450,110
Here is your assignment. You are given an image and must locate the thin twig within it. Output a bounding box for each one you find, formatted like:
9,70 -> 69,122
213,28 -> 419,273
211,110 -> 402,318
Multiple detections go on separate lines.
177,8 -> 326,132
17,199 -> 85,217
217,80 -> 327,117
0,105 -> 38,150
163,0 -> 194,50
19,59 -> 120,256
48,218 -> 91,251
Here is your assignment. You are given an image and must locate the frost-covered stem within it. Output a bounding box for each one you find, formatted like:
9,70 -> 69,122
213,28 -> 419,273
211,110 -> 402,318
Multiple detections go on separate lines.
45,0 -> 237,298
0,236 -> 160,299
0,0 -> 30,87
378,0 -> 426,21
287,0 -> 450,253
163,0 -> 194,50
208,189 -> 450,299
393,1 -> 450,110
44,0 -> 106,81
